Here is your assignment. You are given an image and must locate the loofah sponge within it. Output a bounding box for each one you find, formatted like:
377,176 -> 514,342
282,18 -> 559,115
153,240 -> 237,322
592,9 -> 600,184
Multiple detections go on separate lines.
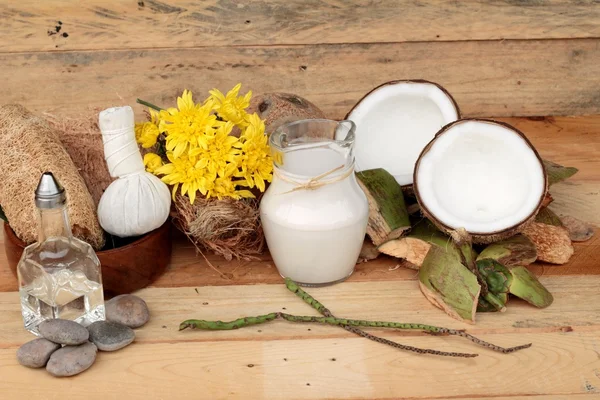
45,111 -> 114,208
0,104 -> 105,249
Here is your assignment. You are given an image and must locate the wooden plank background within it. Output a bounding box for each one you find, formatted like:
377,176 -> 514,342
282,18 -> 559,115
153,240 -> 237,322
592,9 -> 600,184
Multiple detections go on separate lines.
0,0 -> 599,117
1,2 -> 600,398
2,0 -> 600,51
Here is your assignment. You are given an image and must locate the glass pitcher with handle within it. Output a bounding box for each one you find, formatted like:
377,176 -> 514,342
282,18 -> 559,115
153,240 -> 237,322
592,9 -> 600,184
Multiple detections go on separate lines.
259,119 -> 369,287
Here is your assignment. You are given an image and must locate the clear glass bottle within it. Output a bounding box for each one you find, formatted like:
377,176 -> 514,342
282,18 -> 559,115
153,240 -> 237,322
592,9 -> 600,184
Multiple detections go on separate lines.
17,172 -> 105,335
259,119 -> 369,287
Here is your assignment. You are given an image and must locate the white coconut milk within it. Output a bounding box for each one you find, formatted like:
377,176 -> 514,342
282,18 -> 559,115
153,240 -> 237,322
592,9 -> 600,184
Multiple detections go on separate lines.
260,146 -> 369,286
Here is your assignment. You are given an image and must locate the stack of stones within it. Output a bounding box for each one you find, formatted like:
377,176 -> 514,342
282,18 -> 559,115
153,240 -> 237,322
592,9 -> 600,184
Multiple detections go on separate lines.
16,294 -> 150,377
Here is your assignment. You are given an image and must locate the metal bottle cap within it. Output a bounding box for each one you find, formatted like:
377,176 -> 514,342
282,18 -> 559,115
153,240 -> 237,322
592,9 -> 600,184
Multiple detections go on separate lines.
35,172 -> 66,209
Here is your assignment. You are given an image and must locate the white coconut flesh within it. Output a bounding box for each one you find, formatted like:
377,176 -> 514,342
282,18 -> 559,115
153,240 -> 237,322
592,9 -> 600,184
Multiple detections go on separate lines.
345,81 -> 459,186
415,120 -> 546,234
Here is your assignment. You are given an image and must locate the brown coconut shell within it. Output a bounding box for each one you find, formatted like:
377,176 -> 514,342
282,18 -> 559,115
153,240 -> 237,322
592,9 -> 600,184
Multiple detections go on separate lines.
413,119 -> 548,244
522,222 -> 574,264
378,237 -> 431,269
247,93 -> 326,135
520,207 -> 575,264
541,192 -> 554,208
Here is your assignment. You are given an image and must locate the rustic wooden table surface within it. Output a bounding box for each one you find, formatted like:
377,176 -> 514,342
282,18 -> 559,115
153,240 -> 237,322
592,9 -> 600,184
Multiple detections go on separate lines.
1,1 -> 600,399
0,115 -> 598,399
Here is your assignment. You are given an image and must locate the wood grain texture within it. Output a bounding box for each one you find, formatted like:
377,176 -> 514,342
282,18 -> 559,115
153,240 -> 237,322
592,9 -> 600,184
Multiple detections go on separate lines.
1,0 -> 599,53
2,279 -> 600,399
3,334 -> 599,399
496,116 -> 600,183
1,39 -> 599,118
1,277 -> 598,346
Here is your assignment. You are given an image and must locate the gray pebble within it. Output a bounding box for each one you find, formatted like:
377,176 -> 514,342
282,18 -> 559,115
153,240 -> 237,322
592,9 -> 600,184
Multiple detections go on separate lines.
16,338 -> 60,368
46,342 -> 97,377
87,321 -> 135,351
106,294 -> 150,328
38,319 -> 89,345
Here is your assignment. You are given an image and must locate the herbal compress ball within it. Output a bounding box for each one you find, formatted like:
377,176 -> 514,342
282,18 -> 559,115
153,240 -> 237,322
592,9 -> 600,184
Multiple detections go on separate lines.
97,106 -> 171,237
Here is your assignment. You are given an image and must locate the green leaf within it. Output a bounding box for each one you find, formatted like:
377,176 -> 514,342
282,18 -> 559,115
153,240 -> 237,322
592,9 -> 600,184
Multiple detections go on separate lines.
355,168 -> 410,245
477,293 -> 508,312
477,234 -> 537,266
409,218 -> 460,258
0,204 -> 7,223
477,258 -> 512,294
535,207 -> 563,227
509,266 -> 553,308
419,245 -> 481,323
543,159 -> 578,186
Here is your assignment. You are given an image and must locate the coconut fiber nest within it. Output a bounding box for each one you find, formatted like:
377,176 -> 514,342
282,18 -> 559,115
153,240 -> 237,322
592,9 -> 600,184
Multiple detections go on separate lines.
171,194 -> 264,261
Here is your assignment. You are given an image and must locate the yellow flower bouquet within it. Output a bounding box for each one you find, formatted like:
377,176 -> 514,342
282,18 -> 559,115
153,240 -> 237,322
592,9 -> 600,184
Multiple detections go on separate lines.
136,84 -> 272,260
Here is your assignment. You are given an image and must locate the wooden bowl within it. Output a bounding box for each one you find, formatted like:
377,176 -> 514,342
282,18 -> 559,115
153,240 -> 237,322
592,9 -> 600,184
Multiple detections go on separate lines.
3,222 -> 172,296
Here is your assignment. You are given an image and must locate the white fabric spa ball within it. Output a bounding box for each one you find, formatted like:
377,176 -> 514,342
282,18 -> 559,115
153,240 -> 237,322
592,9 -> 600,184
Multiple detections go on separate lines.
97,106 -> 171,237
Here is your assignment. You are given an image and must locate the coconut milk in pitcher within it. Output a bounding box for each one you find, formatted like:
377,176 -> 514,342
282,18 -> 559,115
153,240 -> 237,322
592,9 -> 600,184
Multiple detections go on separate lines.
259,119 -> 369,286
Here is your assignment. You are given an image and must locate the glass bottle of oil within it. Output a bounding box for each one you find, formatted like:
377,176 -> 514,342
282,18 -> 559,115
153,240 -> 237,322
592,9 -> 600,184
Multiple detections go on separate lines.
17,172 -> 105,335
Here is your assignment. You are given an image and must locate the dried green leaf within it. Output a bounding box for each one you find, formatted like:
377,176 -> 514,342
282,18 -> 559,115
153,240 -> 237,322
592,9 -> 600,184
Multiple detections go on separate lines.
543,159 -> 578,186
535,207 -> 563,227
560,215 -> 595,242
477,234 -> 537,266
509,266 -> 553,308
419,246 -> 481,323
477,259 -> 513,294
477,293 -> 508,313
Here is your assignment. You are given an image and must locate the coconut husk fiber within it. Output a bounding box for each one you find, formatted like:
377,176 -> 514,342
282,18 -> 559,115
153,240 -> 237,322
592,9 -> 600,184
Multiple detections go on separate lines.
44,110 -> 114,208
0,104 -> 104,249
171,194 -> 264,261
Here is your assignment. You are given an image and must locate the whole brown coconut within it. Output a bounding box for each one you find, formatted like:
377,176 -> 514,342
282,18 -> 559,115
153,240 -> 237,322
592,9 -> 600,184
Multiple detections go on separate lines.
247,93 -> 326,135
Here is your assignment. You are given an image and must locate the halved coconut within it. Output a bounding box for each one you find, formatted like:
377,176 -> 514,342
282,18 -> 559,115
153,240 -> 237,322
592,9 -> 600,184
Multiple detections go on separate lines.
414,119 -> 548,244
343,80 -> 460,186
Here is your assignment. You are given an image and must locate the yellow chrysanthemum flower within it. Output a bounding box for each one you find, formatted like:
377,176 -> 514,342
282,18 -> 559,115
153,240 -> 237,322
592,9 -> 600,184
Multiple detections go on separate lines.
204,163 -> 254,200
143,153 -> 163,173
236,113 -> 273,192
208,83 -> 252,128
189,121 -> 241,178
135,109 -> 161,148
137,86 -> 273,204
154,151 -> 216,204
159,90 -> 221,159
